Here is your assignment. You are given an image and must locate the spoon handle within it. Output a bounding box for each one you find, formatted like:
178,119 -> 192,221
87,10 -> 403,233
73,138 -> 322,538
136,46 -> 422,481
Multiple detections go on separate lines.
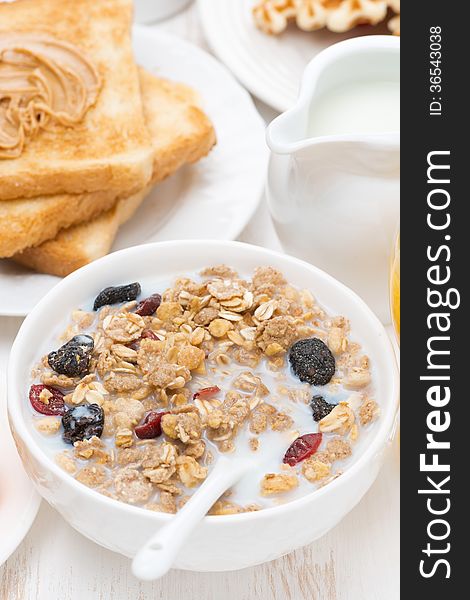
132,455 -> 251,581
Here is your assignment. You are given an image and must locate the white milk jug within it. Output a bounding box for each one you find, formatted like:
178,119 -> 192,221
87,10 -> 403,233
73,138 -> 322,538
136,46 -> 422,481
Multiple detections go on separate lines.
266,36 -> 400,323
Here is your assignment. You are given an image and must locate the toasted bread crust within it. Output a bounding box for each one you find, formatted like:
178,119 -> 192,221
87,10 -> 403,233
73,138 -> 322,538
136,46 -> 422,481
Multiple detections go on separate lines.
0,0 -> 153,200
13,71 -> 216,275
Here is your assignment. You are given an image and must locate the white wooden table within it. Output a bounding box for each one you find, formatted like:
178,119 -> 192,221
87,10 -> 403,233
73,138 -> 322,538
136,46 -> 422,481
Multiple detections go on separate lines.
0,4 -> 399,599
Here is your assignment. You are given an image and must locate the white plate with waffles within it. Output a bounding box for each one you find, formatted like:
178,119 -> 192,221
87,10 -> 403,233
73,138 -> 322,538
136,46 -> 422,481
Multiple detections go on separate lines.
198,0 -> 391,112
0,28 -> 267,316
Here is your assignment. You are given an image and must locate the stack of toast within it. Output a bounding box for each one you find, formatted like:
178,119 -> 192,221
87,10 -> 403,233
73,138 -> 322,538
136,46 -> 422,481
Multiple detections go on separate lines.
0,0 -> 216,276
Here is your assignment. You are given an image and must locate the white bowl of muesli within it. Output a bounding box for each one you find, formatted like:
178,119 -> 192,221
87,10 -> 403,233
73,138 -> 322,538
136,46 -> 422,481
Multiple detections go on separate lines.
8,240 -> 398,572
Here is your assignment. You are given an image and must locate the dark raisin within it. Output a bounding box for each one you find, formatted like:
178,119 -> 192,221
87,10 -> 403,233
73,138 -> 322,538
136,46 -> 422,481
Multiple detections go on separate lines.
283,433 -> 322,466
193,386 -> 220,400
62,403 -> 104,444
135,293 -> 161,316
29,384 -> 65,416
93,282 -> 141,310
48,334 -> 94,377
289,338 -> 335,385
135,411 -> 168,439
310,395 -> 336,422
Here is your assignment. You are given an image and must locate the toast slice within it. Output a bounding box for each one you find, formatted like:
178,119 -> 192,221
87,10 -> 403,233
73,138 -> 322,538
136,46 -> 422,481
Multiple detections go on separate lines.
0,71 -> 215,258
0,0 -> 153,200
13,188 -> 150,277
0,188 -> 124,257
13,71 -> 216,276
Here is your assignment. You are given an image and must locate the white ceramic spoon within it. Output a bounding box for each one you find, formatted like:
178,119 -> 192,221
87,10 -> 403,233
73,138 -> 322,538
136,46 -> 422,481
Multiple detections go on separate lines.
132,453 -> 255,581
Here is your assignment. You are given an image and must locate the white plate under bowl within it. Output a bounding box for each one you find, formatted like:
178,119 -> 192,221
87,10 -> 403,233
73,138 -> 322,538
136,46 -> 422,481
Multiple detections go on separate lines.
198,0 -> 390,112
8,240 -> 399,571
0,27 -> 267,317
0,319 -> 41,566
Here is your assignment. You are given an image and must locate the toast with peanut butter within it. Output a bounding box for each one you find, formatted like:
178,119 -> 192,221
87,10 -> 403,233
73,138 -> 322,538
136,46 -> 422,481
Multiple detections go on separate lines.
0,0 -> 153,200
0,69 -> 215,258
13,71 -> 216,276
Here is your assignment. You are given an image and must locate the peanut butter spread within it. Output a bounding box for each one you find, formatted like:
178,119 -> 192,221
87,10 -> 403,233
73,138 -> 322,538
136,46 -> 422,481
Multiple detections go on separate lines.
0,33 -> 101,159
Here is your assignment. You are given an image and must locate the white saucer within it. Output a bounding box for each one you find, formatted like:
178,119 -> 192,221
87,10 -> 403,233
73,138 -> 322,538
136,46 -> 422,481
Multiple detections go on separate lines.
198,0 -> 389,112
0,28 -> 267,316
0,319 -> 41,566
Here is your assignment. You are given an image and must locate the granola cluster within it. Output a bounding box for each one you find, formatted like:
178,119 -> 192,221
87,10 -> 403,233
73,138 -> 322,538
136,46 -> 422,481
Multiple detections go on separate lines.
31,265 -> 379,514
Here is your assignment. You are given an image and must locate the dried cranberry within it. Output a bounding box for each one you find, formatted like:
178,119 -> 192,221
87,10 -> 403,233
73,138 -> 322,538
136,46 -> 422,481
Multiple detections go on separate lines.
135,411 -> 169,439
283,433 -> 322,466
193,386 -> 221,400
141,330 -> 159,341
135,293 -> 162,316
29,384 -> 65,416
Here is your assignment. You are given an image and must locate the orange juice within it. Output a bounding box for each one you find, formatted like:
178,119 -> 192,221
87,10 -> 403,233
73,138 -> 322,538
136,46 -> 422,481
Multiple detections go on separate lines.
390,234 -> 400,341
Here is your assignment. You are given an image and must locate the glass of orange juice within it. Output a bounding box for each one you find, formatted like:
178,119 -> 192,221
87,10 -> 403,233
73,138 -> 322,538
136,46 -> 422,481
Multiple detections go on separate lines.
390,233 -> 400,342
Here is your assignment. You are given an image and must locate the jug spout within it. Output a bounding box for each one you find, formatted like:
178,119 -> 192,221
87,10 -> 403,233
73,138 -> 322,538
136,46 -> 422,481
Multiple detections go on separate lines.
266,107 -> 310,155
